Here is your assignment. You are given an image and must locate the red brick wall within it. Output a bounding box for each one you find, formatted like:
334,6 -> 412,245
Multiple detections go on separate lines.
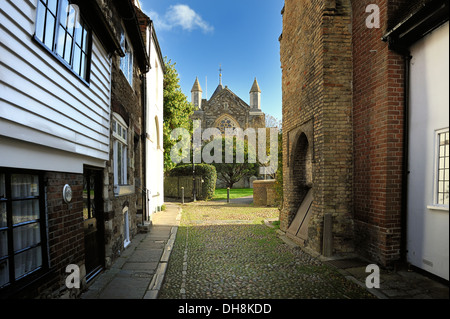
37,172 -> 85,298
352,0 -> 405,266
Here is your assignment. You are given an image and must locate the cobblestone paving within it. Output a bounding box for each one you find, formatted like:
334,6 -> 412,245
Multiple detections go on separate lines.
158,201 -> 375,299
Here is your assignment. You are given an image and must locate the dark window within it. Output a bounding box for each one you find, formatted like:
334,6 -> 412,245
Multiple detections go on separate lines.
0,170 -> 47,290
35,0 -> 91,81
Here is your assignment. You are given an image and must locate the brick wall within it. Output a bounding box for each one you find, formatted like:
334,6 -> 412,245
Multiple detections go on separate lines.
280,0 -> 354,255
352,0 -> 405,266
253,180 -> 277,207
39,172 -> 85,298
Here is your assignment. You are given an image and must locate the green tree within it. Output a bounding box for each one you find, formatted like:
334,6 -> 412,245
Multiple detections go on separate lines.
163,58 -> 194,172
211,136 -> 259,189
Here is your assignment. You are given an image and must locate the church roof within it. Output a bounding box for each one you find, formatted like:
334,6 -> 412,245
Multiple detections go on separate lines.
191,77 -> 202,92
250,78 -> 261,93
210,83 -> 224,100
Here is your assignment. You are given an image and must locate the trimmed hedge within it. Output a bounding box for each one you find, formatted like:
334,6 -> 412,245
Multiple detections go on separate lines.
166,164 -> 217,200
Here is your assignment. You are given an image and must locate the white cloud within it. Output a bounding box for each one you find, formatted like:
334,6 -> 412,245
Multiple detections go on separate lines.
147,4 -> 213,34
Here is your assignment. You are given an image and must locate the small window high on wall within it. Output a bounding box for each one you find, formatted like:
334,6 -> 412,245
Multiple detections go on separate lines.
34,0 -> 91,81
119,28 -> 133,87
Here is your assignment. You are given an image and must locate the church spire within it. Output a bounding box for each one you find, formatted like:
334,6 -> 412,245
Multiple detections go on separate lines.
191,77 -> 202,109
218,64 -> 223,85
249,77 -> 261,110
250,77 -> 261,93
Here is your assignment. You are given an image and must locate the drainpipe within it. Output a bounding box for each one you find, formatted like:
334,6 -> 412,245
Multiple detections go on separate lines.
400,52 -> 411,264
141,73 -> 147,225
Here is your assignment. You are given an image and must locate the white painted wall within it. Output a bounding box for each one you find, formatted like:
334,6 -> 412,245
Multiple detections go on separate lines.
145,25 -> 164,217
0,0 -> 111,173
407,22 -> 449,280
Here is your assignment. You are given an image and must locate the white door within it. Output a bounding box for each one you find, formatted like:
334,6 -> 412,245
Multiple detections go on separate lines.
407,22 -> 449,280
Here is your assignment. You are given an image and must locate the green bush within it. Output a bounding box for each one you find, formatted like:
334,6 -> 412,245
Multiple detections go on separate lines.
166,164 -> 217,200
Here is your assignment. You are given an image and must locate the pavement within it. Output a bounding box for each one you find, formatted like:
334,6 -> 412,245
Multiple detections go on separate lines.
80,202 -> 182,299
80,200 -> 448,300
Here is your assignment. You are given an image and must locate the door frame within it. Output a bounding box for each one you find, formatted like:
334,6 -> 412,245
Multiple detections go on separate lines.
83,166 -> 105,282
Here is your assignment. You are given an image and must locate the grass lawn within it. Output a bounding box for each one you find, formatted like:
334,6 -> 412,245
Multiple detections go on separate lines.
212,188 -> 253,200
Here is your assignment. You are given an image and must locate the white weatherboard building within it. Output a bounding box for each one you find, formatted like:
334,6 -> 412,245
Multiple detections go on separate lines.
0,0 -> 165,298
406,22 -> 449,281
136,7 -> 165,223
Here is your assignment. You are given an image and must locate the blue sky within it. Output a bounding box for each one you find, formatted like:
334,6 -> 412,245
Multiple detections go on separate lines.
139,0 -> 284,122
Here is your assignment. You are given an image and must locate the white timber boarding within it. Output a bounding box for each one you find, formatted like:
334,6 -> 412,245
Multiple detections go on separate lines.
144,22 -> 164,216
407,22 -> 449,280
0,0 -> 111,173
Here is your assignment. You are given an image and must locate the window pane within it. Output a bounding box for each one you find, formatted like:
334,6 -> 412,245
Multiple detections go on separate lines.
0,203 -> 6,228
59,0 -> 69,25
82,27 -> 89,51
12,200 -> 40,225
73,45 -> 81,75
118,143 -> 123,185
83,175 -> 89,220
75,20 -> 83,46
47,0 -> 58,15
0,231 -> 7,257
0,173 -> 5,199
0,259 -> 9,287
64,34 -> 73,64
89,175 -> 96,218
35,3 -> 46,43
13,223 -> 41,252
56,25 -> 66,58
80,52 -> 87,79
14,246 -> 42,279
11,174 -> 39,199
67,5 -> 77,36
44,13 -> 55,49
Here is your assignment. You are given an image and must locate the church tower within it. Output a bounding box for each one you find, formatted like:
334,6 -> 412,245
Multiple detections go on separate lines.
249,77 -> 261,110
191,77 -> 202,109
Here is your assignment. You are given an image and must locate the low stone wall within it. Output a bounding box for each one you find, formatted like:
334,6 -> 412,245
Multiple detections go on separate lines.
253,179 -> 276,206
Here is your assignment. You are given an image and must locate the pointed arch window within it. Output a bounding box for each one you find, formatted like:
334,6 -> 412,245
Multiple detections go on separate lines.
215,115 -> 240,134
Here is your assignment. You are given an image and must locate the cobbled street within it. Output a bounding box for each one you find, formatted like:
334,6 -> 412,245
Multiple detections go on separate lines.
158,200 -> 375,299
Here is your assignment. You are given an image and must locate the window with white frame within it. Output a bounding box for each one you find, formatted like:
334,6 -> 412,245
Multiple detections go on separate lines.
119,28 -> 133,86
112,114 -> 128,187
35,0 -> 91,81
435,129 -> 449,207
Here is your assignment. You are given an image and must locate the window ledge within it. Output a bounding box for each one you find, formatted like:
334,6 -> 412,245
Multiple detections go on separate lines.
114,185 -> 134,197
427,205 -> 449,212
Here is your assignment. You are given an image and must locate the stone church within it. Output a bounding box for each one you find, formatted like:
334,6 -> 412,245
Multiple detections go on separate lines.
190,75 -> 265,134
190,74 -> 266,187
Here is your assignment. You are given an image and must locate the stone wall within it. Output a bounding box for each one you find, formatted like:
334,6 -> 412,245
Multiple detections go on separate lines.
253,180 -> 277,207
